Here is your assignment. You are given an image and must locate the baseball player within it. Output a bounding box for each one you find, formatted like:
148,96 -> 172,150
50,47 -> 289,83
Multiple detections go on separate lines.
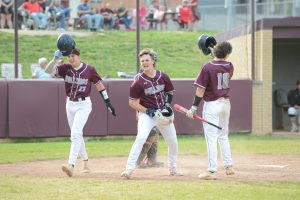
287,80 -> 300,132
136,126 -> 164,168
45,47 -> 116,177
186,40 -> 235,180
121,48 -> 182,179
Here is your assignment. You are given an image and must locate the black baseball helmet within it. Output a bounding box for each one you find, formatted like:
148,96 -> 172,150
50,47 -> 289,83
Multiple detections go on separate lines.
197,34 -> 217,55
56,34 -> 76,56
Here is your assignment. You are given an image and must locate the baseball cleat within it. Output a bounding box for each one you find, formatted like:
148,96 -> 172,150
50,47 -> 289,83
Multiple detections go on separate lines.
82,166 -> 90,173
169,168 -> 184,176
136,161 -> 147,168
62,165 -> 74,177
121,170 -> 132,179
198,171 -> 217,180
82,160 -> 90,173
225,166 -> 235,175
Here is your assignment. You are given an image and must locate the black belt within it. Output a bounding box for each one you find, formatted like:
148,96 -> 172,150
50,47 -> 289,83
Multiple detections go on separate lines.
69,97 -> 86,102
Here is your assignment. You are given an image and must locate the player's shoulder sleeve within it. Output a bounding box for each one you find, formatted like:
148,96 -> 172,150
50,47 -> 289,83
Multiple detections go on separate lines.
161,71 -> 175,93
194,64 -> 209,88
88,65 -> 102,85
228,62 -> 234,78
129,73 -> 143,99
56,63 -> 69,78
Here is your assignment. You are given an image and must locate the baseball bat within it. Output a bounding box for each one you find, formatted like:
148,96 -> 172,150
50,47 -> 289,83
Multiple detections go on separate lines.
173,104 -> 223,130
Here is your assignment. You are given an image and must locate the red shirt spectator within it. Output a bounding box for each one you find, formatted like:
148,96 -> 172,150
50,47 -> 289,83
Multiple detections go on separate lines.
21,1 -> 42,13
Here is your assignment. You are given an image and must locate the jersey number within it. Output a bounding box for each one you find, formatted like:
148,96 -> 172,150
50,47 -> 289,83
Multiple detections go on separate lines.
78,86 -> 86,92
217,73 -> 230,90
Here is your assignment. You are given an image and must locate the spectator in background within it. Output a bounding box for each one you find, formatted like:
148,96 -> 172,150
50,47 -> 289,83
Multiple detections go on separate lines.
117,1 -> 134,30
177,0 -> 191,30
32,57 -> 53,79
37,0 -> 47,13
48,0 -> 71,31
77,0 -> 104,31
287,80 -> 300,132
99,2 -> 115,30
153,4 -> 166,30
189,0 -> 200,31
146,0 -> 159,29
18,0 -> 48,29
0,0 -> 13,29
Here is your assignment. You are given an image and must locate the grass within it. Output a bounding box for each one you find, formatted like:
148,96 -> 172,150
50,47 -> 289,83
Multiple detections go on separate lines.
0,176 -> 299,200
0,30 -> 219,78
1,135 -> 300,200
0,134 -> 299,164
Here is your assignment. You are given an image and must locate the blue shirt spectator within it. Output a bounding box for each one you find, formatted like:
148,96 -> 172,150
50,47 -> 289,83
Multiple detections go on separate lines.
32,57 -> 53,79
48,0 -> 71,30
77,0 -> 104,31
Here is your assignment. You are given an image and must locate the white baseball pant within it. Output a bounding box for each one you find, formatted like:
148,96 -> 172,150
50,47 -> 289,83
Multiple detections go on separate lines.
202,97 -> 233,172
125,112 -> 178,172
66,97 -> 92,166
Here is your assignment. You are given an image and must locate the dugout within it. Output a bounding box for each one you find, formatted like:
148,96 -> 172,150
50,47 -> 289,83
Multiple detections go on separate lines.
217,16 -> 300,134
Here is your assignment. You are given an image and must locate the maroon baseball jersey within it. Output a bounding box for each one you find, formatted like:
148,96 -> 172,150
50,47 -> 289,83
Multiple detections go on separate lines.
194,60 -> 234,101
56,63 -> 102,99
130,70 -> 175,109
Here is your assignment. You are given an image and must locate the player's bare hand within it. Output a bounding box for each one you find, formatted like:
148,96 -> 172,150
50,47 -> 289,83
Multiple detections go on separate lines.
186,106 -> 197,119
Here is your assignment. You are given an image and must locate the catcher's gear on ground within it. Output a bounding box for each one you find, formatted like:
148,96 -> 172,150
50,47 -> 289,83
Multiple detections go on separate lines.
198,34 -> 217,55
57,33 -> 76,56
155,105 -> 174,125
136,127 -> 160,167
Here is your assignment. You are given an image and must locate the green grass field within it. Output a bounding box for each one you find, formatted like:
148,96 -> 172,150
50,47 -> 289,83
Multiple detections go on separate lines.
1,135 -> 300,200
0,30 -> 219,78
0,135 -> 299,164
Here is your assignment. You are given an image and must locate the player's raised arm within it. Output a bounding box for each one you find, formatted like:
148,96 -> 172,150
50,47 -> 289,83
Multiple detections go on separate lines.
45,50 -> 63,77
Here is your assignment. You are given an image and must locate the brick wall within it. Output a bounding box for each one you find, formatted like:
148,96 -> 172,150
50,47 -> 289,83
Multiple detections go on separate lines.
226,30 -> 273,135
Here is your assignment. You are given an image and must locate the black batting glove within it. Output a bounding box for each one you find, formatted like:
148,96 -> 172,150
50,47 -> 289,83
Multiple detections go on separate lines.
146,108 -> 156,117
105,101 -> 116,116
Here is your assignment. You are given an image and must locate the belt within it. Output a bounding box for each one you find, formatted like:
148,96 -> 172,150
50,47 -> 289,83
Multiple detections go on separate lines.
69,97 -> 86,102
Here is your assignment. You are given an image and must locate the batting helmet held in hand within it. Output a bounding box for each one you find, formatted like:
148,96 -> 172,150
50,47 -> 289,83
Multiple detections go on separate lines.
198,34 -> 217,55
57,34 -> 76,56
155,106 -> 174,125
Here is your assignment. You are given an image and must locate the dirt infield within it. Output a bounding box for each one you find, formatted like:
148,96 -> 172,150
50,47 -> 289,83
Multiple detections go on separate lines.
1,154 -> 299,182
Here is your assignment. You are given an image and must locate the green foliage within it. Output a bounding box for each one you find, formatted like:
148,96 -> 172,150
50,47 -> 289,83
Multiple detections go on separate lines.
0,30 -> 219,78
0,135 -> 299,164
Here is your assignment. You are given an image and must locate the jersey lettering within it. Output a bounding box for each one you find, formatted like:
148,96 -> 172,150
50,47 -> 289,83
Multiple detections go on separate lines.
144,84 -> 165,95
217,72 -> 230,90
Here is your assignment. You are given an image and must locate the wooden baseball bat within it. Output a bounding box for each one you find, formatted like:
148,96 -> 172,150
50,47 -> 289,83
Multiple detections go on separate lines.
173,104 -> 223,130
